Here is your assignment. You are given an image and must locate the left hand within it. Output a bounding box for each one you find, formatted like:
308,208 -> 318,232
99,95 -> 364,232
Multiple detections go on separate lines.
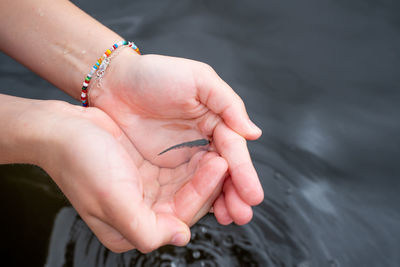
37,101 -> 229,253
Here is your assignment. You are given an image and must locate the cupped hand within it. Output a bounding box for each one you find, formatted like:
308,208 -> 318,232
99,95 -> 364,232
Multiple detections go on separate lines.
41,101 -> 229,253
89,50 -> 264,226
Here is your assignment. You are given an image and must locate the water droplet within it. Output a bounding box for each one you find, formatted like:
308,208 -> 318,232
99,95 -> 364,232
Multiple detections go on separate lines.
297,261 -> 310,267
222,235 -> 233,247
171,260 -> 186,267
192,250 -> 201,259
37,8 -> 44,17
191,232 -> 197,240
274,171 -> 283,179
286,187 -> 293,195
328,259 -> 339,267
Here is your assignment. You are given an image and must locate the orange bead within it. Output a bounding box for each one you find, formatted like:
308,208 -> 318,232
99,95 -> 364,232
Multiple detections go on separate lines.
105,49 -> 112,56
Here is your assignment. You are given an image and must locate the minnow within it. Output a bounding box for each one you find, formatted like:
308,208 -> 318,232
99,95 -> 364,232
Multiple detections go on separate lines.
158,139 -> 210,155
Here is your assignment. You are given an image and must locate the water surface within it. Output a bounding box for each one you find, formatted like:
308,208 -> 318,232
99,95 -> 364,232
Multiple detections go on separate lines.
1,0 -> 400,266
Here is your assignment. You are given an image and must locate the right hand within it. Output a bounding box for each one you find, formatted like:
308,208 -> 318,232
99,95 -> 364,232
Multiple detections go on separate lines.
89,51 -> 264,226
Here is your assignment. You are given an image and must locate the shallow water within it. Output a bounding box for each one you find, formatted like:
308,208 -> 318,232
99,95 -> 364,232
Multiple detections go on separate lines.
1,0 -> 400,266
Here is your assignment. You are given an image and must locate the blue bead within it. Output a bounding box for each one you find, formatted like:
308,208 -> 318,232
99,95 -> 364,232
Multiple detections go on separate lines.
93,65 -> 98,69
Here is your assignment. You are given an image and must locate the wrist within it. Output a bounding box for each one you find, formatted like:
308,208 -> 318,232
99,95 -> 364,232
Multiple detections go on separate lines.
88,47 -> 141,109
0,95 -> 78,167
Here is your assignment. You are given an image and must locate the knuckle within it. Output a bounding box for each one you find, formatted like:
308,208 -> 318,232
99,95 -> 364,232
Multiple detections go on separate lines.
137,241 -> 159,254
200,62 -> 215,73
237,97 -> 246,109
101,240 -> 131,254
219,135 -> 245,151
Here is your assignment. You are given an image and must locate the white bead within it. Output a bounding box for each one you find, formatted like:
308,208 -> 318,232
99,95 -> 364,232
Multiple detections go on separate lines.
83,82 -> 89,87
81,92 -> 86,98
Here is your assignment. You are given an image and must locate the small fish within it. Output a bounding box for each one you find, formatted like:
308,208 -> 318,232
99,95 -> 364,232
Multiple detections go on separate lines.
158,139 -> 210,155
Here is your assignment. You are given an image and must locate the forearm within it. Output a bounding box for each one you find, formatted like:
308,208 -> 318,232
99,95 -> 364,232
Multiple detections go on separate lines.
0,0 -> 122,100
0,93 -> 77,168
0,94 -> 47,164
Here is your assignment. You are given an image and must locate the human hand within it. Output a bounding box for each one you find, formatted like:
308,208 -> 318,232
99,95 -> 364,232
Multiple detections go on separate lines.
32,101 -> 228,253
89,50 -> 264,226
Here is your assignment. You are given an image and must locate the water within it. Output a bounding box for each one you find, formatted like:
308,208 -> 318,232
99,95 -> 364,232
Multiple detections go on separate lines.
1,0 -> 400,266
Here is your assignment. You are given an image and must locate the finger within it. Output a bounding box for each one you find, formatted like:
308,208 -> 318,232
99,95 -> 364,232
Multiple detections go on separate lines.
224,178 -> 253,225
174,152 -> 228,225
213,194 -> 233,225
196,64 -> 262,140
85,215 -> 136,253
100,183 -> 190,253
214,123 -> 264,205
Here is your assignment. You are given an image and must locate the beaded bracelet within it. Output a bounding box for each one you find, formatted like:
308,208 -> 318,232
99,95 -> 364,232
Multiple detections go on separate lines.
81,40 -> 141,107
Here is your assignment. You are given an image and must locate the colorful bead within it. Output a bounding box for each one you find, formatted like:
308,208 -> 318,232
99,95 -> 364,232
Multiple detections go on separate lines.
81,40 -> 141,107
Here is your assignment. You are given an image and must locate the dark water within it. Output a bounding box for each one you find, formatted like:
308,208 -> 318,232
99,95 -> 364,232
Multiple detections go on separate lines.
1,0 -> 400,266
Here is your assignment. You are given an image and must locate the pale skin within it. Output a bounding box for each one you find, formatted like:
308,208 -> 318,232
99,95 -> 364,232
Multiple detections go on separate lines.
0,0 -> 264,253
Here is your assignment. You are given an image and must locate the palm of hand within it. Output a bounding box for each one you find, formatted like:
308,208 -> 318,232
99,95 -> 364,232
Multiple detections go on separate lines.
57,106 -> 227,253
92,54 -> 219,166
86,53 -> 264,251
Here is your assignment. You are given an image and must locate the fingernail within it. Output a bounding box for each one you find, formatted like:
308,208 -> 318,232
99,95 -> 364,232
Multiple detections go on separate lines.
171,232 -> 187,246
248,119 -> 262,134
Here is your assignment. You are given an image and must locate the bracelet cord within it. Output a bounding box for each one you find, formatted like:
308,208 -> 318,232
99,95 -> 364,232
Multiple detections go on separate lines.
81,40 -> 141,107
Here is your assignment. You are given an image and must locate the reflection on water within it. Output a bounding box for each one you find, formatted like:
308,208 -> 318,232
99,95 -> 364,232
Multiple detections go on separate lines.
1,0 -> 400,266
46,208 -> 277,267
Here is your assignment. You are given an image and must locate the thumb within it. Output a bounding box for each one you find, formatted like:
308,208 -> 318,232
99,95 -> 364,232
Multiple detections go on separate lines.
195,64 -> 262,140
102,190 -> 190,253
